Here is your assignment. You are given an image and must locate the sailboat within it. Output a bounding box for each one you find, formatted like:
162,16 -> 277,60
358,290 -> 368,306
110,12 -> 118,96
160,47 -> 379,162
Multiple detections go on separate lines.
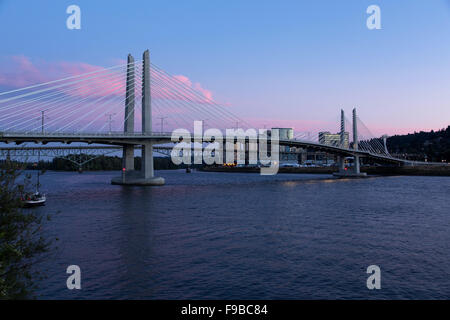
22,151 -> 46,207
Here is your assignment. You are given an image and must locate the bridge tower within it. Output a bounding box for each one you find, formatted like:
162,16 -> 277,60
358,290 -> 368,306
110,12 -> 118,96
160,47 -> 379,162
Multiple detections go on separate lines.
122,54 -> 135,171
333,108 -> 367,178
350,108 -> 367,176
338,109 -> 346,172
112,50 -> 165,186
352,108 -> 361,174
382,134 -> 389,154
140,50 -> 165,185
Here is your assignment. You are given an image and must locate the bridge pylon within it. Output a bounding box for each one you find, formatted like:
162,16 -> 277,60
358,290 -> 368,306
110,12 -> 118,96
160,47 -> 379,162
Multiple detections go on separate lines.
122,53 -> 135,171
111,50 -> 165,186
333,108 -> 367,178
337,109 -> 346,173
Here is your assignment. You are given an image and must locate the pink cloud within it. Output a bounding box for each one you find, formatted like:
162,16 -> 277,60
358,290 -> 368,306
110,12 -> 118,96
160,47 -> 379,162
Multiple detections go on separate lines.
245,117 -> 338,132
0,55 -> 218,132
2,55 -> 47,87
194,83 -> 213,101
0,55 -> 127,99
152,72 -> 214,103
173,75 -> 192,86
172,74 -> 212,100
0,55 -> 214,103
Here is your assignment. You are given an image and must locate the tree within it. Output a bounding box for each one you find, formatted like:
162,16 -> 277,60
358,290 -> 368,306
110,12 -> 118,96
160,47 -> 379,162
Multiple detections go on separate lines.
0,162 -> 51,299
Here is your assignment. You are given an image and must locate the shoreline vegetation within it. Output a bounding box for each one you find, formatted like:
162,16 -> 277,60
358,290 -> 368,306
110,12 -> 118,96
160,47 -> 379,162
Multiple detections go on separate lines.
20,156 -> 190,172
0,163 -> 52,299
386,126 -> 450,162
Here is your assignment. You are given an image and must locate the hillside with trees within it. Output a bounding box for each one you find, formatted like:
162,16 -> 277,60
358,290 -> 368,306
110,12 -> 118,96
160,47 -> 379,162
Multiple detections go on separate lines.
387,126 -> 450,162
24,156 -> 187,171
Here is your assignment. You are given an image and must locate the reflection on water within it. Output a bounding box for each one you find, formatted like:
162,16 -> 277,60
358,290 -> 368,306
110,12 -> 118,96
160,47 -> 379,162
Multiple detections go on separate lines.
33,170 -> 450,299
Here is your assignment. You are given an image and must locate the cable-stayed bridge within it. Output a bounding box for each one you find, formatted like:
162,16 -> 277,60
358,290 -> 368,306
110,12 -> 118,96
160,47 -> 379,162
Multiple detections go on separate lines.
0,50 -> 441,185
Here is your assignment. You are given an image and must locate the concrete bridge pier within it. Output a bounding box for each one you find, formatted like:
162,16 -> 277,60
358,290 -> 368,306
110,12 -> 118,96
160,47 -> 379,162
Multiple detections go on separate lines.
141,142 -> 165,185
122,145 -> 135,171
111,50 -> 165,186
338,156 -> 345,173
354,154 -> 361,174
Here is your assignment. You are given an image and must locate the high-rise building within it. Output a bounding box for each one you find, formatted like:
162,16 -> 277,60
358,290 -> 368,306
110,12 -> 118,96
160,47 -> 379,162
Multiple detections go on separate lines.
269,128 -> 297,162
318,131 -> 349,148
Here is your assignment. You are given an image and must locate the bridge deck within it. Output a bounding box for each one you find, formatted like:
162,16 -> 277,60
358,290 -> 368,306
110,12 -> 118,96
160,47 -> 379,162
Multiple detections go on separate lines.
1,132 -> 445,166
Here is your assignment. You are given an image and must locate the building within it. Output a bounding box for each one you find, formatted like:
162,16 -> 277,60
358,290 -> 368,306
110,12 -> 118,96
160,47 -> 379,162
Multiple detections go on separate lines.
318,131 -> 349,149
271,127 -> 294,140
271,128 -> 296,162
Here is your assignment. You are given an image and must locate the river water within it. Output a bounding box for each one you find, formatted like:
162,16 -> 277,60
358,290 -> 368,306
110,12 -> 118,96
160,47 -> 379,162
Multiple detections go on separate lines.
31,170 -> 450,299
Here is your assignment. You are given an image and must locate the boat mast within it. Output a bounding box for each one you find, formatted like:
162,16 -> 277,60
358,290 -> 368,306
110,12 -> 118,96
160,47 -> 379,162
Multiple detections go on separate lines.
36,149 -> 40,193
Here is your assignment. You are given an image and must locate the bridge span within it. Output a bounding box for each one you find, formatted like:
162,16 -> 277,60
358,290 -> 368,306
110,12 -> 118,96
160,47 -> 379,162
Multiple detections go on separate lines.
0,49 -> 442,185
0,131 -> 428,167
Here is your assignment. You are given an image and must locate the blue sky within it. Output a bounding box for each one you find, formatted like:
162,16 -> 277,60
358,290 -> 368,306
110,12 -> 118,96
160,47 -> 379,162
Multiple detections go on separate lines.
1,0 -> 450,134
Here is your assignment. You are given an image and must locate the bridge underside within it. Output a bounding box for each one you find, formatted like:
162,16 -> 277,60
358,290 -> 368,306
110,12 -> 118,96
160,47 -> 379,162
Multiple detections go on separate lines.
0,135 -> 408,167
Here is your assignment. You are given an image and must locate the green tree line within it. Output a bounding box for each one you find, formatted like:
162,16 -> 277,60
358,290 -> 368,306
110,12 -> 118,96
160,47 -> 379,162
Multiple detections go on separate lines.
387,126 -> 450,162
0,163 -> 52,299
25,155 -> 189,171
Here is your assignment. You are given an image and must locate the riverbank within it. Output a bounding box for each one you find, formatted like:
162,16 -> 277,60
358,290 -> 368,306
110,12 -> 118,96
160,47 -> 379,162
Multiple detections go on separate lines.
201,165 -> 450,176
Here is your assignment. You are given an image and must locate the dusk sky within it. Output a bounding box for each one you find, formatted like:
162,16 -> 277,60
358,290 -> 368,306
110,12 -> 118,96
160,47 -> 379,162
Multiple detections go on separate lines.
1,0 -> 450,135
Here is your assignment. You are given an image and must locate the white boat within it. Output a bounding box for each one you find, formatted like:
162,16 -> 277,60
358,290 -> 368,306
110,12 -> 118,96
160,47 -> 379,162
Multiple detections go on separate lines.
22,191 -> 46,207
23,151 -> 47,207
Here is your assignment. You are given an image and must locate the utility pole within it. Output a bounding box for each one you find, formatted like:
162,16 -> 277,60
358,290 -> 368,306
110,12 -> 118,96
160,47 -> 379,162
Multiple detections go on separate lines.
158,116 -> 168,133
39,109 -> 48,134
106,113 -> 116,133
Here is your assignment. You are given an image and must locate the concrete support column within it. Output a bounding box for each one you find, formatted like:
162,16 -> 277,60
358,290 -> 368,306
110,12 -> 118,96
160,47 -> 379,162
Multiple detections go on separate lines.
340,109 -> 346,148
352,108 -> 358,151
125,54 -> 135,133
142,50 -> 151,134
383,135 -> 389,154
352,108 -> 360,174
338,110 -> 346,172
141,49 -> 153,178
354,155 -> 360,174
141,143 -> 154,179
123,145 -> 135,170
123,54 -> 135,171
338,156 -> 345,172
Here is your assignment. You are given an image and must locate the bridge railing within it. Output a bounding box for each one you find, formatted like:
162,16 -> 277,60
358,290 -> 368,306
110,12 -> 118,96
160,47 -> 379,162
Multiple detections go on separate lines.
0,131 -> 175,137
